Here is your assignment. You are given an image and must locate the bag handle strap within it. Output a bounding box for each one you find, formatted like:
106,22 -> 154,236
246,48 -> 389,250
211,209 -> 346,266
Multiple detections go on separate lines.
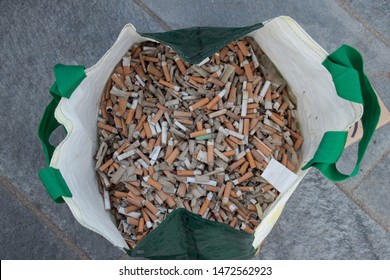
38,64 -> 86,202
302,45 -> 381,181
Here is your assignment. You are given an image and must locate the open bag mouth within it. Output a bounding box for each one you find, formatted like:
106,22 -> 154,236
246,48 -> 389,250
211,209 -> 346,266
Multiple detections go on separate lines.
40,16 -> 373,259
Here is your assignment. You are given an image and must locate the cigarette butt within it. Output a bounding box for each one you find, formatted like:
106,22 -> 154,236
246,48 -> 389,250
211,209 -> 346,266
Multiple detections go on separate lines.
125,99 -> 138,125
246,149 -> 256,169
206,89 -> 227,110
147,63 -> 162,78
190,128 -> 211,138
243,118 -> 250,137
189,97 -> 210,111
233,172 -> 253,185
174,56 -> 187,75
227,86 -> 237,106
241,222 -> 254,234
148,165 -> 155,175
144,208 -> 159,222
116,97 -> 128,116
183,200 -> 192,212
174,111 -> 192,118
143,176 -> 162,190
144,200 -> 159,216
264,87 -> 272,109
134,168 -> 143,176
113,140 -> 129,158
242,60 -> 253,82
252,136 -> 272,157
232,62 -> 245,76
223,150 -> 235,157
239,186 -> 254,192
112,191 -> 128,198
177,182 -> 187,197
99,159 -> 114,172
188,77 -> 202,88
226,201 -> 238,212
229,217 -> 238,227
198,192 -> 213,217
126,217 -> 139,226
229,157 -> 246,171
143,122 -> 153,139
137,217 -> 145,234
278,101 -> 289,113
268,111 -> 285,127
150,109 -> 165,126
208,77 -> 225,88
228,135 -> 244,146
181,169 -> 202,177
146,139 -> 156,153
262,184 -> 273,193
282,153 -> 288,166
126,196 -> 144,208
165,195 -> 176,208
143,56 -> 159,63
207,140 -> 214,163
237,41 -> 249,56
204,186 -> 219,192
113,115 -> 122,130
141,209 -> 152,229
125,205 -> 141,215
134,64 -> 146,81
239,161 -> 249,175
237,49 -> 244,64
159,79 -> 180,91
196,121 -> 203,131
166,148 -> 180,165
111,74 -> 125,89
162,61 -> 171,82
222,182 -> 233,205
98,122 -> 118,134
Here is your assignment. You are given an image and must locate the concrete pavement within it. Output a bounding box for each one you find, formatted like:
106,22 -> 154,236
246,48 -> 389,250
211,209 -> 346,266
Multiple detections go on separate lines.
0,0 -> 389,259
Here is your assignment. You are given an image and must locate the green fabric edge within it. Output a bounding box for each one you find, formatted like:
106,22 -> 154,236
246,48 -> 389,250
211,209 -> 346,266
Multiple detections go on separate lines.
38,64 -> 86,203
38,167 -> 72,203
53,64 -> 86,99
124,208 -> 255,260
302,45 -> 381,181
140,23 -> 263,64
38,98 -> 61,163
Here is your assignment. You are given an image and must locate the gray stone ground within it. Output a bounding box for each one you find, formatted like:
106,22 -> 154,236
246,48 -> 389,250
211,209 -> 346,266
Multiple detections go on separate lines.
0,0 -> 389,259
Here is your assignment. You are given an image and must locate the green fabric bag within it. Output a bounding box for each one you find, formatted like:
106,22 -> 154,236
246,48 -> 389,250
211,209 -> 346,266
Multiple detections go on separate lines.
38,16 -> 380,259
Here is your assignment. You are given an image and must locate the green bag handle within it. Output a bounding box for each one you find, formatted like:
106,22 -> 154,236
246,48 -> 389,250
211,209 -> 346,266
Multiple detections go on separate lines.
302,45 -> 381,181
38,64 -> 86,202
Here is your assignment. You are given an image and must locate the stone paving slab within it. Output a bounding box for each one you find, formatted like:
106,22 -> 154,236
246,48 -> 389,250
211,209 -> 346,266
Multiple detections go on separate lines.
0,0 -> 389,259
337,0 -> 390,42
354,152 -> 390,227
0,179 -> 79,259
257,169 -> 390,259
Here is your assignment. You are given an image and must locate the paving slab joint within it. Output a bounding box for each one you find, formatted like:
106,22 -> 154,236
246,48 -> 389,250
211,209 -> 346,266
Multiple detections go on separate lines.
334,0 -> 390,47
132,0 -> 172,31
0,176 -> 91,260
336,182 -> 390,233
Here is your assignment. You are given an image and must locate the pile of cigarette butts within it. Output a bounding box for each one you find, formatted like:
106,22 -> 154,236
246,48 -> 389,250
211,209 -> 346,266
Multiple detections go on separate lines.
95,37 -> 304,248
